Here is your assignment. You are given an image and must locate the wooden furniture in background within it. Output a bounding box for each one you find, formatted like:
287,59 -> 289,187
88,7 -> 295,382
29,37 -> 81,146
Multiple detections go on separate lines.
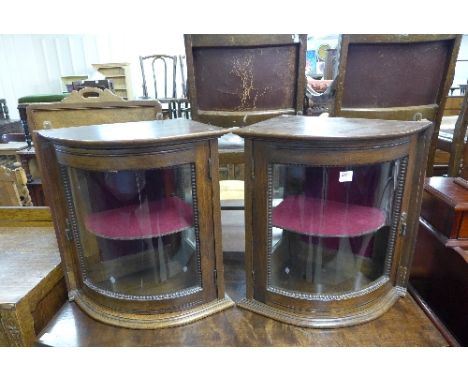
323,48 -> 338,80
92,63 -> 133,99
1,133 -> 25,143
0,164 -> 32,206
17,94 -> 67,148
1,98 -> 9,119
185,34 -> 307,127
420,177 -> 468,247
139,54 -> 190,119
34,119 -> 233,329
0,207 -> 66,346
235,115 -> 432,327
0,141 -> 27,155
444,95 -> 464,116
330,34 -> 462,176
0,98 -> 22,137
438,91 -> 468,176
410,177 -> 468,345
60,75 -> 88,92
0,119 -> 22,136
27,87 -> 162,132
22,88 -> 163,205
71,79 -> 114,92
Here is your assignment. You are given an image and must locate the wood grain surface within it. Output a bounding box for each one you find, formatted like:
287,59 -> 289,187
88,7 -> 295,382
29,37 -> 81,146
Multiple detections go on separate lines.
0,225 -> 66,346
36,258 -> 448,347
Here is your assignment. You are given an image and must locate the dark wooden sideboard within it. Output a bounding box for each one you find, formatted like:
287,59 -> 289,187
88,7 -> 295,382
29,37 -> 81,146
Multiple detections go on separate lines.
410,176 -> 468,345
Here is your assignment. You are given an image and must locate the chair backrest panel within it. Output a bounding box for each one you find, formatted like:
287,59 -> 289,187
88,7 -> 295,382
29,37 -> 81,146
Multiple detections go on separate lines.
332,34 -> 462,176
185,34 -> 307,127
193,45 -> 298,111
342,40 -> 453,109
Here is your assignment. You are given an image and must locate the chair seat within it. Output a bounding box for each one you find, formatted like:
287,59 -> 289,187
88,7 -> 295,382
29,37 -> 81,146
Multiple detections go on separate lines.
18,94 -> 66,104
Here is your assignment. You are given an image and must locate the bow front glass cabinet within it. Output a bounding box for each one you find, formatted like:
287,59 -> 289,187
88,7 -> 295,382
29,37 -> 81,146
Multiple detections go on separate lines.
236,115 -> 432,327
33,119 -> 233,329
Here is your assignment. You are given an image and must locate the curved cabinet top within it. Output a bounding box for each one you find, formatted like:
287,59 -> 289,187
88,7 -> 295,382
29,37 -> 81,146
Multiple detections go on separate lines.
234,115 -> 432,141
36,118 -> 226,148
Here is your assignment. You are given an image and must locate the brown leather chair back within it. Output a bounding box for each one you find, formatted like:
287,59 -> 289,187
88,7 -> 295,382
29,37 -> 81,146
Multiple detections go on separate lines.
185,34 -> 307,127
331,34 -> 462,176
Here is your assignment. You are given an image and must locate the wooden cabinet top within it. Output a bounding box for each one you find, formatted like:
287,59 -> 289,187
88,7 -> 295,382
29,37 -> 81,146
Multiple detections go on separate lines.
234,115 -> 432,141
36,119 -> 226,148
425,176 -> 468,210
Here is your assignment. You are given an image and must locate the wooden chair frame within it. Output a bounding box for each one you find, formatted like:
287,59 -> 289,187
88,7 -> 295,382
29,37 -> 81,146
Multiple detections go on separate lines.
0,164 -> 32,206
330,34 -> 462,176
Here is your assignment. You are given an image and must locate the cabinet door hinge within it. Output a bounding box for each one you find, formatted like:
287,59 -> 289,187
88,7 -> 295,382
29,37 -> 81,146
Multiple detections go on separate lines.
251,270 -> 255,282
65,218 -> 74,241
399,212 -> 407,236
213,269 -> 218,284
251,157 -> 255,180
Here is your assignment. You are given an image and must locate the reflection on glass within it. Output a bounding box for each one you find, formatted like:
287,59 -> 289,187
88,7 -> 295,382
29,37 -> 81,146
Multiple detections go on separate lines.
67,164 -> 200,298
270,161 -> 401,295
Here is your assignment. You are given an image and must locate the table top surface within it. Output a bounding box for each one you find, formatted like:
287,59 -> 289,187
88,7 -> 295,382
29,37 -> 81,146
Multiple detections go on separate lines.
0,142 -> 28,152
0,227 -> 61,304
36,257 -> 448,346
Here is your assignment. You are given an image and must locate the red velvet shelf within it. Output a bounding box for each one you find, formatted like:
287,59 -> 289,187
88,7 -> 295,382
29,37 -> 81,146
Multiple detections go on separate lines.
272,195 -> 385,237
85,196 -> 193,240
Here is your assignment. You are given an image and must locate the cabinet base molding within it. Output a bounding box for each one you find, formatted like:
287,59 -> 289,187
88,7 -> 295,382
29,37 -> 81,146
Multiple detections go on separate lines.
237,288 -> 400,328
74,292 -> 234,329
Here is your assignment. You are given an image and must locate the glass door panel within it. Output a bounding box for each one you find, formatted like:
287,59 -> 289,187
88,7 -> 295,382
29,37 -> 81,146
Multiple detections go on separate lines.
66,164 -> 201,298
269,160 -> 403,295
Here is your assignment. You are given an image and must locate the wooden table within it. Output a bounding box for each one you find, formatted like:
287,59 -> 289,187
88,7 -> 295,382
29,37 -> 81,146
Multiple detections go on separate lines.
0,222 -> 67,346
37,256 -> 449,346
0,119 -> 22,135
0,142 -> 28,156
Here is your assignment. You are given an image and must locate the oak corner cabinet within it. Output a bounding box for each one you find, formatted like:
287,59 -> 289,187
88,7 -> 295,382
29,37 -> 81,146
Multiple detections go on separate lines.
235,115 -> 433,328
33,119 -> 234,329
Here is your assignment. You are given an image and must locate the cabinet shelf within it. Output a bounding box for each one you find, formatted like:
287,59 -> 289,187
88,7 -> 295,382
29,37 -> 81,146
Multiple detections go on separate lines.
272,195 -> 385,237
85,196 -> 193,240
